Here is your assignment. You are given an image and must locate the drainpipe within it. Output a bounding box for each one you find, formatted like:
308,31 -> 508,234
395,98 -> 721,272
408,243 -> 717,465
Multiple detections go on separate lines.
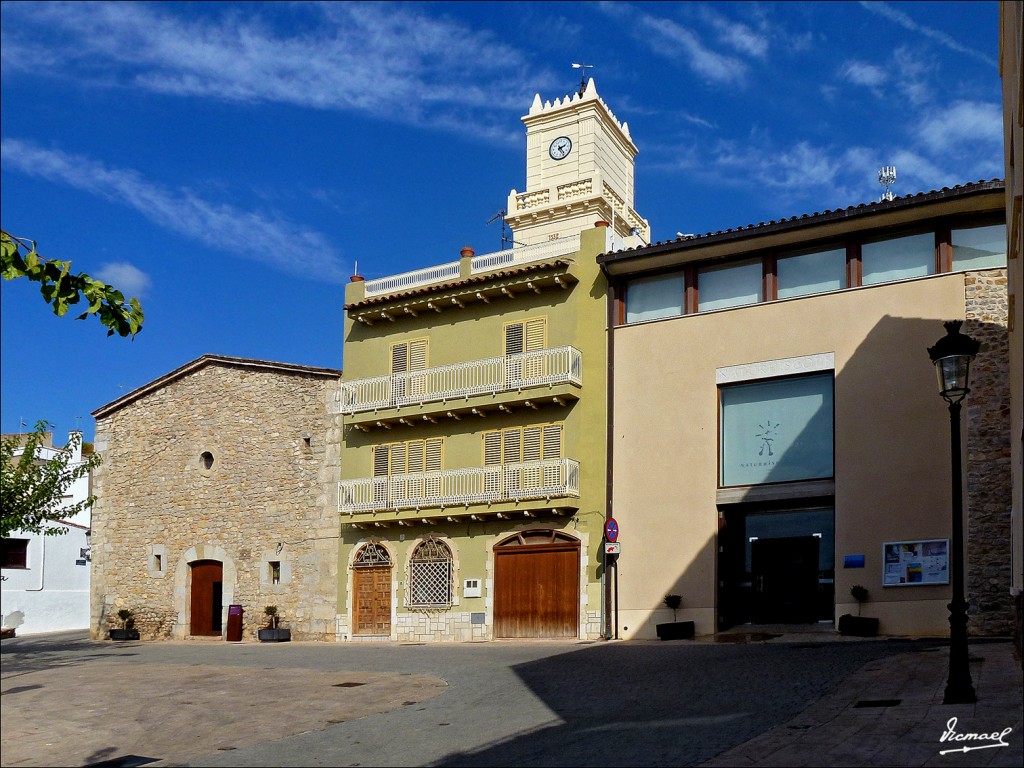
27,536 -> 46,591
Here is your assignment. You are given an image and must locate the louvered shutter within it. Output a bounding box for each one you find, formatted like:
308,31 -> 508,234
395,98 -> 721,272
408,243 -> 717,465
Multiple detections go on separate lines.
504,323 -> 524,355
483,431 -> 501,497
391,343 -> 409,374
409,339 -> 428,370
542,424 -> 562,487
372,445 -> 390,507
423,437 -> 443,499
524,318 -> 546,351
407,440 -> 425,473
522,427 -> 543,462
502,429 -> 522,464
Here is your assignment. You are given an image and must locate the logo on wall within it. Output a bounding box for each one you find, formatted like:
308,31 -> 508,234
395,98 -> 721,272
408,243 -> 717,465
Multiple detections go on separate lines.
755,419 -> 779,457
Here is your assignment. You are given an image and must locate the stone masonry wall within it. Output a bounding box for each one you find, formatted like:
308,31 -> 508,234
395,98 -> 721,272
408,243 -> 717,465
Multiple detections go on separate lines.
964,269 -> 1013,635
90,361 -> 341,641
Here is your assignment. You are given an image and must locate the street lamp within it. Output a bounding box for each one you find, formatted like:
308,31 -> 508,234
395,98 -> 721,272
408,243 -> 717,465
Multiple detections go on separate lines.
927,320 -> 980,705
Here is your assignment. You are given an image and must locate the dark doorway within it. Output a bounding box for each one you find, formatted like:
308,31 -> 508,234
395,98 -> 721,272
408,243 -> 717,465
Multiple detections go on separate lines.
751,536 -> 819,623
189,560 -> 223,636
718,507 -> 834,629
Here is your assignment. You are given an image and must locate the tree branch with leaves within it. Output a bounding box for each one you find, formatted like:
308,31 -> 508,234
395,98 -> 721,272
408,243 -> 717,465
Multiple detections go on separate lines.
1,421 -> 102,538
1,230 -> 144,338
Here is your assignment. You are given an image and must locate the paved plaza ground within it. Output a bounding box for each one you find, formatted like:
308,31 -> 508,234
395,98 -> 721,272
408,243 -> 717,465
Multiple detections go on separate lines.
1,629 -> 1021,767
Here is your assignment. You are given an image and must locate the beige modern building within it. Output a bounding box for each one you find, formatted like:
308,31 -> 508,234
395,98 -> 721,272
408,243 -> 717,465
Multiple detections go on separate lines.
334,79 -> 640,641
999,0 -> 1023,660
89,355 -> 342,640
599,181 -> 1012,639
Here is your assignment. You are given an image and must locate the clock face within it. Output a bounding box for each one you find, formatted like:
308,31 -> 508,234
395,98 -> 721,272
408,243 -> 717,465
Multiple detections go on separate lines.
549,136 -> 572,160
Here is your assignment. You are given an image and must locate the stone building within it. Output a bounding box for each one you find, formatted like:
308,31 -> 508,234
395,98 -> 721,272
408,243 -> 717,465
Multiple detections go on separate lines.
89,355 -> 341,640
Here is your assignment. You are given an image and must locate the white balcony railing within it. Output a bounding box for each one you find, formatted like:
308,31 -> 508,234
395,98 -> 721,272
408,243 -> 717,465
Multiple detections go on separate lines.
339,458 -> 580,513
337,346 -> 582,415
470,234 -> 580,274
364,261 -> 461,298
360,236 -> 580,298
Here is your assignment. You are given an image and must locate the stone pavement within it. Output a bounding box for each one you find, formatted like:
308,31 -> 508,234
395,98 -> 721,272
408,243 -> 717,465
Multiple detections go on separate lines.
1,630 -> 1021,767
701,637 -> 1023,767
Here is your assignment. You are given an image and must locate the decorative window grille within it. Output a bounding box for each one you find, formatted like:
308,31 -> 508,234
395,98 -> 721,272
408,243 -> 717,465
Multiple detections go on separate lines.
408,538 -> 453,608
353,541 -> 392,568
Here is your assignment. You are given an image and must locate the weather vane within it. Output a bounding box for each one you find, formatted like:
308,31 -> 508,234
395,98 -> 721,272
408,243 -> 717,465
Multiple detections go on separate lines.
571,63 -> 594,96
878,166 -> 897,202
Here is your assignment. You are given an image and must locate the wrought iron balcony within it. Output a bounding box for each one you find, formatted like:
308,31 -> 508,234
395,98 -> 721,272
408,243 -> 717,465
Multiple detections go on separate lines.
337,346 -> 582,415
339,458 -> 580,514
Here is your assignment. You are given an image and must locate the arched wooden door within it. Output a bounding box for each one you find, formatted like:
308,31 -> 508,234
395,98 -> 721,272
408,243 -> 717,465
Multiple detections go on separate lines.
189,560 -> 223,636
494,530 -> 580,638
352,542 -> 392,636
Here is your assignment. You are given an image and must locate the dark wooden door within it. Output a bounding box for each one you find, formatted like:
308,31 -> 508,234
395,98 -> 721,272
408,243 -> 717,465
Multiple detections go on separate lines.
751,536 -> 819,624
494,541 -> 579,638
190,560 -> 223,636
353,566 -> 391,635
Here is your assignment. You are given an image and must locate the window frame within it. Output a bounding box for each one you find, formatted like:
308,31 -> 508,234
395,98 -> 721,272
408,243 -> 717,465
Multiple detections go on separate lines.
1,538 -> 30,569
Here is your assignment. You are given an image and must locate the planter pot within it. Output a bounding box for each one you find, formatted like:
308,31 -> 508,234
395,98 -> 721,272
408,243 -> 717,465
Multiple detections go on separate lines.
109,628 -> 140,641
258,628 -> 291,642
656,621 -> 695,640
838,614 -> 879,637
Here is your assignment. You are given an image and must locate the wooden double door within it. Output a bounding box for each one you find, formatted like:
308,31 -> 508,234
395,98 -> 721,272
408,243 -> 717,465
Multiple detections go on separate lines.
353,565 -> 392,635
493,530 -> 579,638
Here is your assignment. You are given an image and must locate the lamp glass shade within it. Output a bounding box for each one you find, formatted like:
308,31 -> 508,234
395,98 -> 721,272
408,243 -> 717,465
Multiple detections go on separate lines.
934,354 -> 972,403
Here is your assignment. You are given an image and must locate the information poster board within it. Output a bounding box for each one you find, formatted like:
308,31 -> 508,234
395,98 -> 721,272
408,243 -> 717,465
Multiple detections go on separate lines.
883,539 -> 949,586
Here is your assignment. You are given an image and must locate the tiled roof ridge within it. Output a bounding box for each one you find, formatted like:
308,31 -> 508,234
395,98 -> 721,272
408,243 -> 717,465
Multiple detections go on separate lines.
613,178 -> 1005,254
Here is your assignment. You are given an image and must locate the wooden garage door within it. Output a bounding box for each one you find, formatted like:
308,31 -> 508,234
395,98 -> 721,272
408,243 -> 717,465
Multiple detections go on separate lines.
494,530 -> 579,638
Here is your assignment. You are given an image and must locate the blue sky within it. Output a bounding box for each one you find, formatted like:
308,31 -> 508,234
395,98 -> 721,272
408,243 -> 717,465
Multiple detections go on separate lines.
0,1 -> 1002,441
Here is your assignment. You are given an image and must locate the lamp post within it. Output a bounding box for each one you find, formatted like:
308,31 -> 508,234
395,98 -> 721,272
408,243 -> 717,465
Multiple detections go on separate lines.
927,320 -> 980,705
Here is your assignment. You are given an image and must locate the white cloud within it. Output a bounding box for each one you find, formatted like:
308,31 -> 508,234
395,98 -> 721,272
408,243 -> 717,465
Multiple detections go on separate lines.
96,262 -> 152,298
917,100 -> 1002,153
701,8 -> 769,59
859,1 -> 995,67
0,1 -> 547,143
597,2 -> 748,86
842,61 -> 888,88
0,138 -> 343,281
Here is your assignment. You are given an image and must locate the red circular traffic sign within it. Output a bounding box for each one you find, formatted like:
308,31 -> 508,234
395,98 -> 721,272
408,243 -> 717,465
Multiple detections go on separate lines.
604,517 -> 619,542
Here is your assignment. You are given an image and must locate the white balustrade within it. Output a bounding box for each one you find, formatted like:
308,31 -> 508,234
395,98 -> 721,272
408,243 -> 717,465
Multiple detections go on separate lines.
339,346 -> 582,414
339,458 -> 580,513
363,261 -> 461,297
470,234 -> 580,274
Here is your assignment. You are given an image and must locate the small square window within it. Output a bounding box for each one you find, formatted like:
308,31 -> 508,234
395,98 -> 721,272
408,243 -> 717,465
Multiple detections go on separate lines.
269,561 -> 281,585
1,539 -> 29,569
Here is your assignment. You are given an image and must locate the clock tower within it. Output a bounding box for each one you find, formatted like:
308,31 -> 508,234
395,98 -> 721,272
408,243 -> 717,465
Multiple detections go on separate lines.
505,78 -> 650,248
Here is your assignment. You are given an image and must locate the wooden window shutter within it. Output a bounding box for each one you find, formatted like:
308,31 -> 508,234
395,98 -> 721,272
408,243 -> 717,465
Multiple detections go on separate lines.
407,440 -> 425,474
524,318 -> 546,352
504,323 -> 524,355
542,424 -> 562,459
502,428 -> 522,464
390,443 -> 407,475
373,445 -> 390,476
409,339 -> 428,371
391,342 -> 409,374
522,426 -> 543,463
425,438 -> 443,472
484,431 -> 502,466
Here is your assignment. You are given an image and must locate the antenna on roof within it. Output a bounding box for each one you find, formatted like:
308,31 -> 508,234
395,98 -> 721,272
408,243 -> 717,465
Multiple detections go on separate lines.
878,166 -> 897,202
487,209 -> 525,250
571,62 -> 594,96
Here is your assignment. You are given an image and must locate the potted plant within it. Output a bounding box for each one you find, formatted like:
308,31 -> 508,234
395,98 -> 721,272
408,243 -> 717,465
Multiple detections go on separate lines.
258,605 -> 290,642
109,608 -> 140,641
656,594 -> 695,640
838,585 -> 880,637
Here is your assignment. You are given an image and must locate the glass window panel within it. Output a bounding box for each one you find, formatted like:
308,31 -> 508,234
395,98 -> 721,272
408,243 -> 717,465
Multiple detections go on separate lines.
861,233 -> 934,285
625,273 -> 684,323
720,373 -> 834,486
952,224 -> 1007,270
777,248 -> 846,299
698,259 -> 762,311
744,509 -> 835,572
